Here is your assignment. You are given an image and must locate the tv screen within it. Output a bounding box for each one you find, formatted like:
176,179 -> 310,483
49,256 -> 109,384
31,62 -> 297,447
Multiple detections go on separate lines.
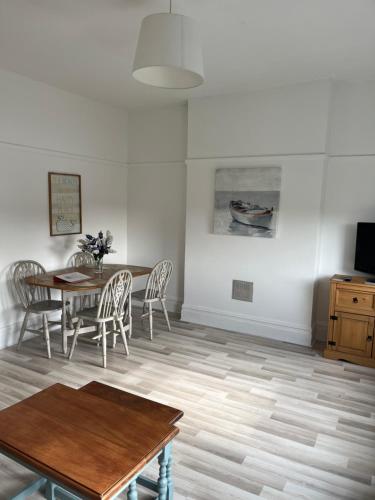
355,222 -> 375,275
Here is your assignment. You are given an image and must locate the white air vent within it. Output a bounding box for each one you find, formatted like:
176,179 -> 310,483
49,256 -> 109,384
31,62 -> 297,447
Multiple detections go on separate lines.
232,280 -> 253,302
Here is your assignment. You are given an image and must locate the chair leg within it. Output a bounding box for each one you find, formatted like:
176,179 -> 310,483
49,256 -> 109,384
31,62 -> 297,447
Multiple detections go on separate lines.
96,324 -> 101,346
128,296 -> 132,339
161,299 -> 171,331
17,310 -> 30,351
128,313 -> 133,340
102,323 -> 107,368
66,302 -> 74,330
61,294 -> 68,355
148,302 -> 153,341
43,314 -> 51,359
112,320 -> 117,348
68,318 -> 82,360
118,320 -> 129,356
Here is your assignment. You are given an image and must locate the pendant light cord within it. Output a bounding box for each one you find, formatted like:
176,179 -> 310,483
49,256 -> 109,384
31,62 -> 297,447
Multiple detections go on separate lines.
169,0 -> 172,14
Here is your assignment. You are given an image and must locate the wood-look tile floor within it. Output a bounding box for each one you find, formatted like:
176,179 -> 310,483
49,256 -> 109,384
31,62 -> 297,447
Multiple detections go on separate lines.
0,313 -> 375,499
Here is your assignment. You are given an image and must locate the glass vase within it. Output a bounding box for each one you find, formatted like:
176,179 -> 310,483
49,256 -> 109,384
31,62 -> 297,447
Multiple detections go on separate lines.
95,257 -> 104,274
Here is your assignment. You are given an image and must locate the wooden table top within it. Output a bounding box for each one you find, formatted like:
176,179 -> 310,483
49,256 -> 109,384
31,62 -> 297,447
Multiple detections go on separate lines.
25,264 -> 152,292
0,382 -> 182,499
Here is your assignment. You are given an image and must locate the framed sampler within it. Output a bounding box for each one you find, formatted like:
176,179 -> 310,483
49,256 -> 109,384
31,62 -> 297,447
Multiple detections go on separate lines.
48,172 -> 82,236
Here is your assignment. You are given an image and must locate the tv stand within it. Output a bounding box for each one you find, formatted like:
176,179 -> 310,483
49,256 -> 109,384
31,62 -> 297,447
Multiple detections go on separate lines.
324,275 -> 375,368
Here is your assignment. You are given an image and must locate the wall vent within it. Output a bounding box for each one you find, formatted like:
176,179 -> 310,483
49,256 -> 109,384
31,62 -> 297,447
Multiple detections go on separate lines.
232,280 -> 253,302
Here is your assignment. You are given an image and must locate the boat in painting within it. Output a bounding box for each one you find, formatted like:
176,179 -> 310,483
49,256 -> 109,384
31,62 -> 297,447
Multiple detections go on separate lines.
229,200 -> 273,228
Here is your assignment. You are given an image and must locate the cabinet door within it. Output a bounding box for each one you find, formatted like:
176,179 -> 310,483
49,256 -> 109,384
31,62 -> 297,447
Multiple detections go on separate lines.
332,312 -> 373,358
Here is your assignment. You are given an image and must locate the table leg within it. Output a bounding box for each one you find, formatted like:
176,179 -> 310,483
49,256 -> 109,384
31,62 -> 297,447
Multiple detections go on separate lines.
127,480 -> 138,500
10,477 -> 46,499
157,442 -> 173,500
166,444 -> 174,500
61,290 -> 68,354
45,480 -> 56,500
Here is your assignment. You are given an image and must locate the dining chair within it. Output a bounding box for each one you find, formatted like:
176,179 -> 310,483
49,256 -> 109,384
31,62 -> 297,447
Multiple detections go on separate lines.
68,251 -> 95,267
13,260 -> 63,358
68,269 -> 132,368
132,259 -> 173,340
67,251 -> 96,314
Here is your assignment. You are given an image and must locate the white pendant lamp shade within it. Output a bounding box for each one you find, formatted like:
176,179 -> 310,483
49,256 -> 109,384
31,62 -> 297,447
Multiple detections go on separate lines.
132,13 -> 204,89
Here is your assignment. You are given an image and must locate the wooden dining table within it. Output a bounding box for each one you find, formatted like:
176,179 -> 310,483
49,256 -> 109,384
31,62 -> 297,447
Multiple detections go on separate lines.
0,381 -> 183,499
25,264 -> 152,354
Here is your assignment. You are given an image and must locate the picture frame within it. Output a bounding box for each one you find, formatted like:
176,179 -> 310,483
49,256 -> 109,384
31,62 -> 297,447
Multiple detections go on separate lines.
213,166 -> 281,238
48,172 -> 82,236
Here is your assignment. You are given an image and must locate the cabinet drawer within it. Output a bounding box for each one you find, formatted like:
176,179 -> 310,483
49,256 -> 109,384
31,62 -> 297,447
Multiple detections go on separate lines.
336,289 -> 375,314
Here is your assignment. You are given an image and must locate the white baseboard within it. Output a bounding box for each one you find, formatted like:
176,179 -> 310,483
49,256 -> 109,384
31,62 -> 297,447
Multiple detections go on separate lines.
0,318 -> 38,350
181,304 -> 312,346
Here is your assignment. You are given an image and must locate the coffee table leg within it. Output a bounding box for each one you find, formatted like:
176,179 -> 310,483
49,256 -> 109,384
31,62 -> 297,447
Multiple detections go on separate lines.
157,442 -> 173,500
45,480 -> 56,500
127,479 -> 138,500
167,445 -> 174,500
10,477 -> 47,499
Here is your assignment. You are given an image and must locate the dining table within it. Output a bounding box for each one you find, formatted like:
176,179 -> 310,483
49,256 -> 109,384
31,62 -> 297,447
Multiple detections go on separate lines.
25,264 -> 152,354
0,381 -> 183,499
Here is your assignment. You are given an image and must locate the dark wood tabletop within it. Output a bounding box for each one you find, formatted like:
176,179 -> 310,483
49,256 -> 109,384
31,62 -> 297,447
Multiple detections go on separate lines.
0,382 -> 182,499
25,264 -> 152,292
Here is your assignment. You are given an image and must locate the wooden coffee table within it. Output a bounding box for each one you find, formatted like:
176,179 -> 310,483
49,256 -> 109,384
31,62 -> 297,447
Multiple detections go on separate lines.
0,381 -> 183,499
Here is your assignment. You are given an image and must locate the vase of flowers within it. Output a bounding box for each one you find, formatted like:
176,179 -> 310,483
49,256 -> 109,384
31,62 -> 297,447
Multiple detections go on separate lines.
78,230 -> 116,273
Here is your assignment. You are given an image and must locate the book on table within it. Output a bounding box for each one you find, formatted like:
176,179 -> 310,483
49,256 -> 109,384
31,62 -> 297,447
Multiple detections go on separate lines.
54,272 -> 92,283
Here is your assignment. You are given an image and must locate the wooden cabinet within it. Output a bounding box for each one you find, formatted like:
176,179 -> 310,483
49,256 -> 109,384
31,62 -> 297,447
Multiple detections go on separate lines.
324,275 -> 375,368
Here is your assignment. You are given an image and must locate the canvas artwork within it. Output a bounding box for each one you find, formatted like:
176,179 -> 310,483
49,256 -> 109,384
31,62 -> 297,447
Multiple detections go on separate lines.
214,166 -> 281,238
49,172 -> 82,236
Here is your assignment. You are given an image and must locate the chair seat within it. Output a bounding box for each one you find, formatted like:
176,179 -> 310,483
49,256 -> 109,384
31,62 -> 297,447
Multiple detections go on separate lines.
77,306 -> 122,323
28,300 -> 63,314
132,289 -> 146,300
132,290 -> 165,303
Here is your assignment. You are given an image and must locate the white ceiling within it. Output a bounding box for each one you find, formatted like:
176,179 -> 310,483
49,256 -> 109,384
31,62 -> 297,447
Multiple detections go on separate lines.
0,0 -> 374,109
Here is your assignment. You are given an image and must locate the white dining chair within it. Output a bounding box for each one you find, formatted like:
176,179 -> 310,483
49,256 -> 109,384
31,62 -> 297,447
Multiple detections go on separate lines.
68,269 -> 132,368
13,260 -> 63,358
67,251 -> 96,314
68,251 -> 95,267
132,260 -> 173,340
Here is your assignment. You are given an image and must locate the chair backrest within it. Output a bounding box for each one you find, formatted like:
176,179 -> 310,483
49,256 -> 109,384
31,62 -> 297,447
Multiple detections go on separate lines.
97,270 -> 132,320
13,260 -> 50,309
145,260 -> 173,301
68,251 -> 95,267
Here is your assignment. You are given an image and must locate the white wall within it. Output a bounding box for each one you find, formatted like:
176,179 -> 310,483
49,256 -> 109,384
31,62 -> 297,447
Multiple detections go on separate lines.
127,105 -> 187,311
0,69 -> 128,349
128,104 -> 187,164
315,81 -> 375,340
183,82 -> 332,345
328,81 -> 375,156
0,69 -> 127,163
188,81 -> 331,158
184,156 -> 325,345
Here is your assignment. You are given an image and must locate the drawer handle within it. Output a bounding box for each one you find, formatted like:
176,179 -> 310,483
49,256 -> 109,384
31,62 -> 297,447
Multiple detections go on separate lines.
352,297 -> 358,304
367,336 -> 373,341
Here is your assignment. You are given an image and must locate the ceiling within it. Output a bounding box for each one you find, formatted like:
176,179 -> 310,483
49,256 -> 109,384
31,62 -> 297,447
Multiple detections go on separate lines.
0,0 -> 374,109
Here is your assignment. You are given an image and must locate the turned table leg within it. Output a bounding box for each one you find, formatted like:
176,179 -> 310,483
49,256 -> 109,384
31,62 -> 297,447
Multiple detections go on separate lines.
157,443 -> 173,500
127,479 -> 138,500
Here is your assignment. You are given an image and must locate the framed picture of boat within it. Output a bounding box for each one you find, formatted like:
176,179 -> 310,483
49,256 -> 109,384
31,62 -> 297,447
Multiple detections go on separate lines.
213,166 -> 281,238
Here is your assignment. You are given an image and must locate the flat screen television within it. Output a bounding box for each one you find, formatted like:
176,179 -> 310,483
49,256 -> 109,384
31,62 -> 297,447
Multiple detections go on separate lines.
354,222 -> 375,275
